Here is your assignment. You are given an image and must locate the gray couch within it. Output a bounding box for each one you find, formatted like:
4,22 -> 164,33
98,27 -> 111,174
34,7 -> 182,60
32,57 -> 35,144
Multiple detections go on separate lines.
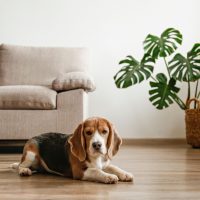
0,44 -> 95,139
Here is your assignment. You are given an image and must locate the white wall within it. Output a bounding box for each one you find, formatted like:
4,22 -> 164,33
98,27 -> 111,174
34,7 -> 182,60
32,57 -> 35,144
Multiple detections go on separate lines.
0,0 -> 199,138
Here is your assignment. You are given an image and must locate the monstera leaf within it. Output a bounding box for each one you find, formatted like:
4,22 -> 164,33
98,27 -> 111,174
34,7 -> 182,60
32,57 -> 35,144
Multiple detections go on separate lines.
149,73 -> 180,109
143,28 -> 182,59
114,54 -> 155,88
169,43 -> 200,82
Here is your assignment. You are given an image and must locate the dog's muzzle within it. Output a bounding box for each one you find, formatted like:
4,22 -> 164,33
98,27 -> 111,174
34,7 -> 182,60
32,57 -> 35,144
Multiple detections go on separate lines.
92,141 -> 102,151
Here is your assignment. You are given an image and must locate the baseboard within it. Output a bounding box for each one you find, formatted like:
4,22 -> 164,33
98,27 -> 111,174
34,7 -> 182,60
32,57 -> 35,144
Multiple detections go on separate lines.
0,138 -> 187,153
122,138 -> 187,145
0,140 -> 27,146
0,140 -> 27,153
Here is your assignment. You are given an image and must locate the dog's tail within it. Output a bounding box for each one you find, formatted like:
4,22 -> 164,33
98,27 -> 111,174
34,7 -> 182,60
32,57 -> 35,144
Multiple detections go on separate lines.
10,162 -> 20,169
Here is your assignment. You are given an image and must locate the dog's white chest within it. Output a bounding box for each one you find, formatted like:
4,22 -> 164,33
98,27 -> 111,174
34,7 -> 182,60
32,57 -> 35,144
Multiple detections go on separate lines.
86,157 -> 109,170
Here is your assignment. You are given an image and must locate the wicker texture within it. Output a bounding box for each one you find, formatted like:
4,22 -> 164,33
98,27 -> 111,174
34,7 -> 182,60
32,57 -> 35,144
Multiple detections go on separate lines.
185,98 -> 200,147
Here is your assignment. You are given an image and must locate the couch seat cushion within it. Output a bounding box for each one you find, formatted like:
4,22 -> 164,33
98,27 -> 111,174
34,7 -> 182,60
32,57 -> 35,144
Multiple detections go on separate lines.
0,85 -> 57,110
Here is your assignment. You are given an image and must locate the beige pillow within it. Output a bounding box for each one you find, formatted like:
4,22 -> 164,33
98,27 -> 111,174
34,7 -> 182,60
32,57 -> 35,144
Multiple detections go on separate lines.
52,72 -> 96,92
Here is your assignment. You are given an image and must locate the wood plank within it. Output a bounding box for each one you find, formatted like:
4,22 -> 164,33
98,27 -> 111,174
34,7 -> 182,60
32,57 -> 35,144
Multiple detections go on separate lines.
0,141 -> 199,200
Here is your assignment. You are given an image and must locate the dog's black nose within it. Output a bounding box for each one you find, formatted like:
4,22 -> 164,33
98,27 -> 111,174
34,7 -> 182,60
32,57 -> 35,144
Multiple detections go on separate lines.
92,142 -> 102,150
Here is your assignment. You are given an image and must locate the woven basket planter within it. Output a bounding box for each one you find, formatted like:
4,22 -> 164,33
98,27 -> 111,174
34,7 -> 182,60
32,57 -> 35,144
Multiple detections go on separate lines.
185,98 -> 200,148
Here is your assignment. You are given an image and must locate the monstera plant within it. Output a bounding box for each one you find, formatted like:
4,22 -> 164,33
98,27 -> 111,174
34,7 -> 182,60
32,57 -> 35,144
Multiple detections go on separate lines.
114,28 -> 200,110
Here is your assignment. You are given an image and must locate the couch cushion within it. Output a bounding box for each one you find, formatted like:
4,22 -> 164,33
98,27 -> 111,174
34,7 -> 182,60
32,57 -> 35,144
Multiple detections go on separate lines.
52,72 -> 96,92
0,85 -> 57,110
0,44 -> 89,88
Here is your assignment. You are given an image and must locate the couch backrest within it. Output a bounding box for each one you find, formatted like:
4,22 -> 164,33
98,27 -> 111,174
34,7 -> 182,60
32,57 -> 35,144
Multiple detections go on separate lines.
0,44 -> 89,87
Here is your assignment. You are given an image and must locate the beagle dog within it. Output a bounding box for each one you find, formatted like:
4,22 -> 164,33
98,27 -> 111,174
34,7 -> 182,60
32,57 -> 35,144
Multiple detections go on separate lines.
11,117 -> 133,184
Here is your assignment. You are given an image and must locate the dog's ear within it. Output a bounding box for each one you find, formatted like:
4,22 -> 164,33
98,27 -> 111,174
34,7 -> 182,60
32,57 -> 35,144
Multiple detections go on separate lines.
68,123 -> 86,162
107,121 -> 122,159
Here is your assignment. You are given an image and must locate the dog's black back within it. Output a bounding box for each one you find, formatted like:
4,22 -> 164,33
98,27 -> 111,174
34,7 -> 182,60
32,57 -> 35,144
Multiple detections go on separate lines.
32,132 -> 72,176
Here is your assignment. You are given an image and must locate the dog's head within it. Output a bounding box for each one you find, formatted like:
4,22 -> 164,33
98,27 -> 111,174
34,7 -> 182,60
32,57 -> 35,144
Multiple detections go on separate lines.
68,117 -> 122,162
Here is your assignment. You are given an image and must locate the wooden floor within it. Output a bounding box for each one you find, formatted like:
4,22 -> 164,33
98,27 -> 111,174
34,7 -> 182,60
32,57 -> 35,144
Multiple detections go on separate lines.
0,140 -> 200,200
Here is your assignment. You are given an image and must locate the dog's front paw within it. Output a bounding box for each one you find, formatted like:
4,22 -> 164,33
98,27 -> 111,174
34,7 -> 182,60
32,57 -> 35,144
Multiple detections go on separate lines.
104,174 -> 119,184
18,167 -> 32,176
118,172 -> 133,182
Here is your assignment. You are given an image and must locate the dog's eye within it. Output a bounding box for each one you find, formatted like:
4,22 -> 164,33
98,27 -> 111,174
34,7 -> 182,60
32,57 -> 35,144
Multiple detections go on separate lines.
102,129 -> 108,134
86,131 -> 93,136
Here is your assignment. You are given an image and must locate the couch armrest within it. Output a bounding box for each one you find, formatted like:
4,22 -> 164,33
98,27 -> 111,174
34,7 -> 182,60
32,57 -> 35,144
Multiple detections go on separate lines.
52,72 -> 96,92
57,89 -> 88,115
56,89 -> 88,132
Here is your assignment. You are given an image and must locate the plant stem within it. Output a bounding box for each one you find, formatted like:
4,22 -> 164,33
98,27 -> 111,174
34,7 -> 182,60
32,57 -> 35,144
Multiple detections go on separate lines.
150,75 -> 157,82
187,77 -> 191,103
194,79 -> 199,108
163,57 -> 171,78
173,94 -> 187,110
197,91 -> 200,99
